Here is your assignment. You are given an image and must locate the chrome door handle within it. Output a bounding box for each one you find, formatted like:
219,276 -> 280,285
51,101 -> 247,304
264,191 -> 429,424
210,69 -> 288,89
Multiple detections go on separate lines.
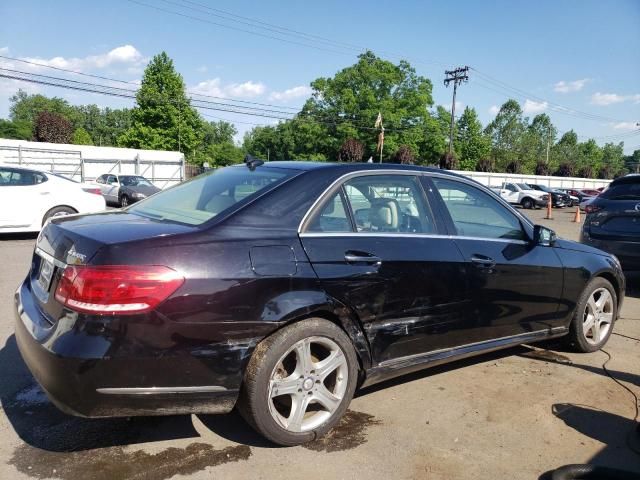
471,255 -> 496,268
344,252 -> 382,265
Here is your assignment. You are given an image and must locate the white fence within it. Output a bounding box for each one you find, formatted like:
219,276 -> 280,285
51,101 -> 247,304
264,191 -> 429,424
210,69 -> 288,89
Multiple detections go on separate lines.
0,139 -> 185,188
452,170 -> 611,190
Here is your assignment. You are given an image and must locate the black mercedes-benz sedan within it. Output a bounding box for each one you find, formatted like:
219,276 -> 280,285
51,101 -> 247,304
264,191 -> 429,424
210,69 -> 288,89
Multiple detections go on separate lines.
581,174 -> 640,272
15,161 -> 625,446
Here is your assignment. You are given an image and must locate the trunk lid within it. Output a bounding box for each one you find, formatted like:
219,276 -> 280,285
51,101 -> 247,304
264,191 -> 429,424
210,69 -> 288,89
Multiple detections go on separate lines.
31,210 -> 197,323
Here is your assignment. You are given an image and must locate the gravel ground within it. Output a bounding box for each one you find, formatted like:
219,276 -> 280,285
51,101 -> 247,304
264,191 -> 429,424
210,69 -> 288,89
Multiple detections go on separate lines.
0,206 -> 638,480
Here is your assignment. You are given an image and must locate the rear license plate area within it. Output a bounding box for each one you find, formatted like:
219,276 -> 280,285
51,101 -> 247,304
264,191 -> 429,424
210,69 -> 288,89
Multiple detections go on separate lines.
37,256 -> 55,292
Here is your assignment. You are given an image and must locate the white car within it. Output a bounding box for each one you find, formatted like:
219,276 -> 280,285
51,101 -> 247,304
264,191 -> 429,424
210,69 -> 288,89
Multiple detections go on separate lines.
0,165 -> 106,233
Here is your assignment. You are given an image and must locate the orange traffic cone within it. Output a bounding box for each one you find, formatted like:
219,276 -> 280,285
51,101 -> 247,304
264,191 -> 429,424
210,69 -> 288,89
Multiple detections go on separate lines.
545,195 -> 553,220
572,205 -> 581,223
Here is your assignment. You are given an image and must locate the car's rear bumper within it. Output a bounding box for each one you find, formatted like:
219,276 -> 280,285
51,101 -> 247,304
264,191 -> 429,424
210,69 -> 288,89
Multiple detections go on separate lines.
580,235 -> 640,272
14,279 -> 244,417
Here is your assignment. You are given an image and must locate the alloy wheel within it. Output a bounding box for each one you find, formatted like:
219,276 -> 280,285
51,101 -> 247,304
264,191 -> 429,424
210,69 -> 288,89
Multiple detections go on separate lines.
582,287 -> 614,345
267,336 -> 348,433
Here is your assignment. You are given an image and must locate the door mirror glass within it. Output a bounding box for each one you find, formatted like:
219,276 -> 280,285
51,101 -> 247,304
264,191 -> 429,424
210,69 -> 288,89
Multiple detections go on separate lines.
533,225 -> 556,246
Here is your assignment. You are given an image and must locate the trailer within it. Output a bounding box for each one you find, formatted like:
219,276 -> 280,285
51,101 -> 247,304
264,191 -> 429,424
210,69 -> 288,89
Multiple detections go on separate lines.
0,138 -> 185,189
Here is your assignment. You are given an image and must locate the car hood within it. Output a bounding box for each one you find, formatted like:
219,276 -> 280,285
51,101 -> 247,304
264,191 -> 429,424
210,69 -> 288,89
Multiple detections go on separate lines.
522,189 -> 547,197
123,184 -> 161,196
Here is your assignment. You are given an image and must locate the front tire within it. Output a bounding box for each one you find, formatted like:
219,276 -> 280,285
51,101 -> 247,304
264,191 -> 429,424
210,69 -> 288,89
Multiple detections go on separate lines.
521,197 -> 534,209
238,318 -> 358,446
120,194 -> 130,207
566,277 -> 617,353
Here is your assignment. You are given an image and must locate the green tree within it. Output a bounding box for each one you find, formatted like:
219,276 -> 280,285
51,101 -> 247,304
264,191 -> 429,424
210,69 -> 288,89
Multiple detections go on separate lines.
485,100 -> 527,173
454,107 -> 490,170
600,142 -> 625,178
119,52 -> 203,158
552,130 -> 579,176
524,114 -> 556,174
72,127 -> 94,145
300,51 -> 437,162
10,90 -> 80,127
625,149 -> 640,173
0,119 -> 32,140
202,120 -> 237,146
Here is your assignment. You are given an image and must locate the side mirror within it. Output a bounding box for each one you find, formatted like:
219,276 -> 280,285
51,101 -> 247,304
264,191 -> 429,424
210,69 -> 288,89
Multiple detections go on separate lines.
533,225 -> 556,246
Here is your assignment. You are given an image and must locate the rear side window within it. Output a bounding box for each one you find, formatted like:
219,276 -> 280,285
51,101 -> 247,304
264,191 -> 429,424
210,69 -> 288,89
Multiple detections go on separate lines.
307,191 -> 352,233
433,178 -> 525,240
0,168 -> 46,186
343,175 -> 435,234
600,181 -> 640,200
129,166 -> 295,226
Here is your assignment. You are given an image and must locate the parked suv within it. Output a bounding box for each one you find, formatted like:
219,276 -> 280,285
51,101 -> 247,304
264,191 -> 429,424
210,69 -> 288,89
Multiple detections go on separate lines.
526,184 -> 571,208
581,174 -> 640,272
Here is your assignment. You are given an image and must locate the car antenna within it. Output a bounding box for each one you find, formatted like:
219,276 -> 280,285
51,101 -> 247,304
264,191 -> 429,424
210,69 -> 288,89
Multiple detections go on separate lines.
244,154 -> 264,171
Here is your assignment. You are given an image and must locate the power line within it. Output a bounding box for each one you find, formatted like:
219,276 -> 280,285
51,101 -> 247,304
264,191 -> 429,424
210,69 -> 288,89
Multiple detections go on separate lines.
0,54 -> 301,111
0,68 -> 415,133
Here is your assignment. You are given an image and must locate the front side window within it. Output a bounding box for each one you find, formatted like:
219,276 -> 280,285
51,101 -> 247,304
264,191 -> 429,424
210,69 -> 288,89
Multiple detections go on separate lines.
342,175 -> 435,234
433,178 -> 525,240
129,166 -> 295,226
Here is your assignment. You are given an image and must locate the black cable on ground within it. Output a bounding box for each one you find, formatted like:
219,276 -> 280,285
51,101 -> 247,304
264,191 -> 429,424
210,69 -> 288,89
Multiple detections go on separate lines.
600,349 -> 640,456
612,332 -> 640,343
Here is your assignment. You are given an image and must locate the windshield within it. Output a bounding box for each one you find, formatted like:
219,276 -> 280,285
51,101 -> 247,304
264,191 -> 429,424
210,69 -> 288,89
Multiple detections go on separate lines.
120,176 -> 153,187
517,183 -> 532,190
600,182 -> 640,200
128,166 -> 295,225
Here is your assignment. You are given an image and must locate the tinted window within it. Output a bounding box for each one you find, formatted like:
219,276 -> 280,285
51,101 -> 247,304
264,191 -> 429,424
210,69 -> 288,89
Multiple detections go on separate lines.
600,181 -> 640,200
342,175 -> 435,234
434,178 -> 525,240
96,175 -> 105,184
0,168 -> 46,186
307,191 -> 351,233
129,166 -> 294,226
107,175 -> 118,184
505,184 -> 516,192
120,176 -> 153,187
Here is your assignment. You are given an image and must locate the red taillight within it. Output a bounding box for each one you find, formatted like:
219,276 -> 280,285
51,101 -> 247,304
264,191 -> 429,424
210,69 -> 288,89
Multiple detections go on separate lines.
82,187 -> 102,195
584,204 -> 602,214
54,265 -> 184,315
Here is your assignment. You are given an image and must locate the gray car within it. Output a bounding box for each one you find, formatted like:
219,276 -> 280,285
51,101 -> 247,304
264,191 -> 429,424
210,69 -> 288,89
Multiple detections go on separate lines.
95,174 -> 160,207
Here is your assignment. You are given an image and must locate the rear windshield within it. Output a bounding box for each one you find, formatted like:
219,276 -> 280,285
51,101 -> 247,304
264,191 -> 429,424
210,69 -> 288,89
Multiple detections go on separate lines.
600,181 -> 640,200
128,166 -> 295,225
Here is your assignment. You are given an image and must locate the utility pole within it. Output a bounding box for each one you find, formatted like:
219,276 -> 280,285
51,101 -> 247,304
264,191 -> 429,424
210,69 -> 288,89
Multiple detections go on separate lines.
546,125 -> 551,166
444,66 -> 469,155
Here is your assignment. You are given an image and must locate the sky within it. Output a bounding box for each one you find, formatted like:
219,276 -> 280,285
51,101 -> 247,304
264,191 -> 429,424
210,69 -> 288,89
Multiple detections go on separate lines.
1,0 -> 639,152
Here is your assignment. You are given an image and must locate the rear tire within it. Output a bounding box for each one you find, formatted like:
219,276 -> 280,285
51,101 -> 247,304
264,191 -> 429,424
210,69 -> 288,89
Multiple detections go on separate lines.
238,318 -> 359,446
120,194 -> 130,207
42,206 -> 77,226
521,198 -> 534,209
566,277 -> 617,353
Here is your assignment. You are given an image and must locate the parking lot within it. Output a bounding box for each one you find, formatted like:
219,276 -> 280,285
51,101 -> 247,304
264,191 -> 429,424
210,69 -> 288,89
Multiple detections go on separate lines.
0,207 -> 638,480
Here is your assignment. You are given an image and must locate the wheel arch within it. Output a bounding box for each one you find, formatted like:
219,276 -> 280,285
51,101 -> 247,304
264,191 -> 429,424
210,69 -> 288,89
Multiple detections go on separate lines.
42,205 -> 79,225
594,271 -> 622,308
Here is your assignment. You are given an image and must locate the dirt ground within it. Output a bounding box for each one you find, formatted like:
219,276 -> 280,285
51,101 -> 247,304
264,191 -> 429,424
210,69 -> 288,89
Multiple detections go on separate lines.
0,206 -> 638,480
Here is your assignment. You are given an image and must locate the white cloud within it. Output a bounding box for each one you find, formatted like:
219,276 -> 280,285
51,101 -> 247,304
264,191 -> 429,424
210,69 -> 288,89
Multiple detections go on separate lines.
522,99 -> 548,114
0,46 -> 8,55
612,121 -> 639,130
554,78 -> 589,93
18,45 -> 146,72
190,78 -> 267,99
268,85 -> 312,102
591,92 -> 640,106
225,80 -> 266,98
488,105 -> 500,115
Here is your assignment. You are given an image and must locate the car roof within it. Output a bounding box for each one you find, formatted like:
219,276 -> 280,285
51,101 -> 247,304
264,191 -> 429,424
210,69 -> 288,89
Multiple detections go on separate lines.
258,160 -> 465,178
610,174 -> 640,186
